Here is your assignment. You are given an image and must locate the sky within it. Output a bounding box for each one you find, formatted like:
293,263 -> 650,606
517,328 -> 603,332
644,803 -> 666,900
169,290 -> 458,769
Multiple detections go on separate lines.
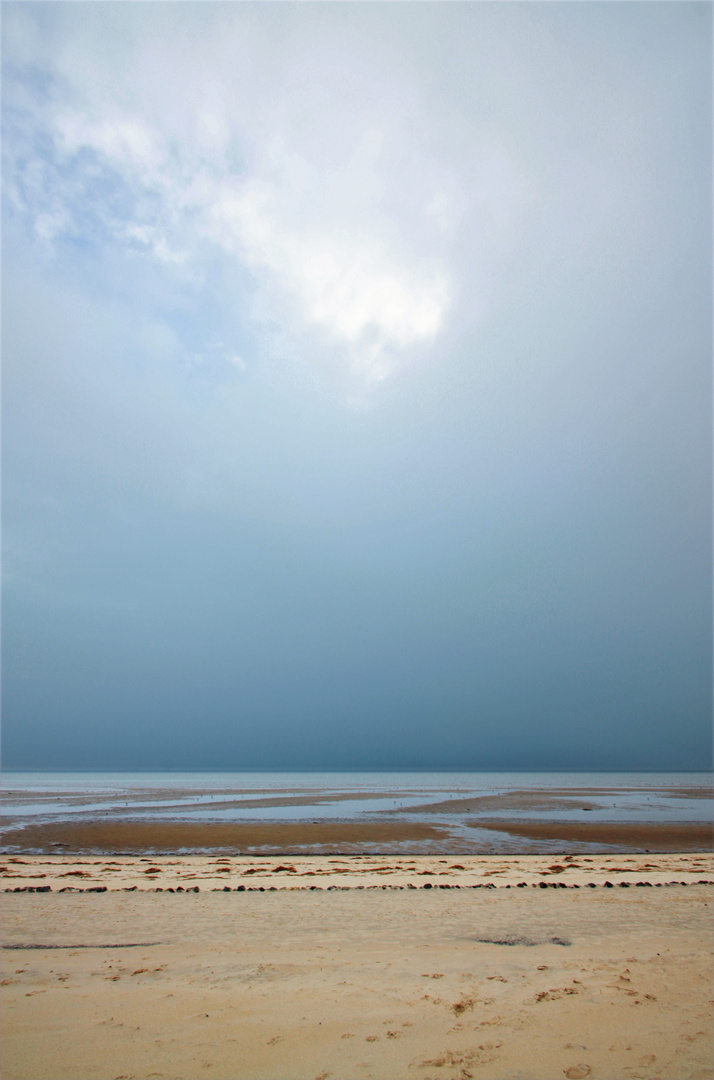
2,2 -> 711,772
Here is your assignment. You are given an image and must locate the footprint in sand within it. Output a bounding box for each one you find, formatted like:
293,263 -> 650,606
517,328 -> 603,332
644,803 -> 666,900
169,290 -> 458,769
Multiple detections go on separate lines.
564,1067 -> 591,1079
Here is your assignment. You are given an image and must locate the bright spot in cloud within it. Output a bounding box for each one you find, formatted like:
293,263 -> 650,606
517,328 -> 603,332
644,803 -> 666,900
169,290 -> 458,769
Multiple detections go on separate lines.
211,179 -> 450,383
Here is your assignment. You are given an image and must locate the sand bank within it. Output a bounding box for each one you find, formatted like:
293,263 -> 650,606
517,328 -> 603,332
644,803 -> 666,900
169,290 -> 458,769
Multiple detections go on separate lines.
475,821 -> 714,851
2,869 -> 712,1080
0,820 -> 451,855
403,790 -> 713,817
2,818 -> 712,856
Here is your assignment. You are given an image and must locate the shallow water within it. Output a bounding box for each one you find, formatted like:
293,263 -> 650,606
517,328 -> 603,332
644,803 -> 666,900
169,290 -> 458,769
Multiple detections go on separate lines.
1,771 -> 711,833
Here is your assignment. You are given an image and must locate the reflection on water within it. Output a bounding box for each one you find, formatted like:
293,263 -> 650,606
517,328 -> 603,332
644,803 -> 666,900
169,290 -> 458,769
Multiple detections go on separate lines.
1,771 -> 711,833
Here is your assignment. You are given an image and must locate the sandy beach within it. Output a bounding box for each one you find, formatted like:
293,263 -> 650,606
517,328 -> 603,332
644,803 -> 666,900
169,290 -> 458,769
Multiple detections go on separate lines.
2,853 -> 712,1080
2,786 -> 712,1077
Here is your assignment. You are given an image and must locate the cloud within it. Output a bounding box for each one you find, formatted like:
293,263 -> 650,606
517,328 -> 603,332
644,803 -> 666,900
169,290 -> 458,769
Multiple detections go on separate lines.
2,5 -> 530,394
208,176 -> 450,384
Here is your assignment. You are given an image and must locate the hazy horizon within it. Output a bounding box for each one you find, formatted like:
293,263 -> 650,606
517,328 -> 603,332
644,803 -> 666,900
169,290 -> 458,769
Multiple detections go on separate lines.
3,768 -> 712,777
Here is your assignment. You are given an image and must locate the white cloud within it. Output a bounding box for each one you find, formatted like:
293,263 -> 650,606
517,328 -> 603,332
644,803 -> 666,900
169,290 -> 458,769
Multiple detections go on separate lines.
56,113 -> 162,176
34,209 -> 71,245
4,5 -> 530,393
208,178 -> 450,383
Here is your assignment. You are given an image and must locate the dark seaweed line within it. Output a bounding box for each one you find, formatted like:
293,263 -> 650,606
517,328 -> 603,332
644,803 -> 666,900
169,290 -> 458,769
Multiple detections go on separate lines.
3,942 -> 164,950
471,936 -> 571,946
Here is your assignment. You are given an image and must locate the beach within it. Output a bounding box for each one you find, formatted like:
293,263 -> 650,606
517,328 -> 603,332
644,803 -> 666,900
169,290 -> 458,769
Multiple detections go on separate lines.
2,776 -> 712,1078
2,853 -> 713,1080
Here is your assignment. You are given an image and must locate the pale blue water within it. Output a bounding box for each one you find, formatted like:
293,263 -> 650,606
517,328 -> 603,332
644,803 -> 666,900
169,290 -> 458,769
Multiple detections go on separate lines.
1,771 -> 711,834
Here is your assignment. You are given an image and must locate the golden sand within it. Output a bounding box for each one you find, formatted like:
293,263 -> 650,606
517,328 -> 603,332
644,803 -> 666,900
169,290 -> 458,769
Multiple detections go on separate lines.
1,851 -> 712,891
1,854 -> 713,1079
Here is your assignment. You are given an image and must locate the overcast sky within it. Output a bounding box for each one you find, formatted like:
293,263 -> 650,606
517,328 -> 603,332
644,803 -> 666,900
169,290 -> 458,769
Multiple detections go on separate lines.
2,2 -> 711,771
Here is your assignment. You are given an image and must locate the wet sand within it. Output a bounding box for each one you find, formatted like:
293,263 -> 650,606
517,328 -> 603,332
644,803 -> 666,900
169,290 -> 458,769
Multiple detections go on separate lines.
0,820 -> 450,855
1,817 -> 711,855
2,862 -> 712,1080
404,789 -> 713,816
476,821 -> 714,852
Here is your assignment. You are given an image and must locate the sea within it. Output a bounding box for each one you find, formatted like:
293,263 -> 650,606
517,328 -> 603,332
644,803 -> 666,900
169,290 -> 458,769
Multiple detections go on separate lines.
1,771 -> 711,840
